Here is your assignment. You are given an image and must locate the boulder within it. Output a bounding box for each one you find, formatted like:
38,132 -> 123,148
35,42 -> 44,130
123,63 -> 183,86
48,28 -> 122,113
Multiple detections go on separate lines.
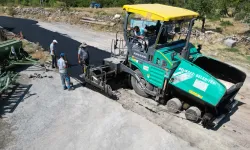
113,14 -> 121,20
205,30 -> 214,34
247,37 -> 250,42
224,39 -> 237,48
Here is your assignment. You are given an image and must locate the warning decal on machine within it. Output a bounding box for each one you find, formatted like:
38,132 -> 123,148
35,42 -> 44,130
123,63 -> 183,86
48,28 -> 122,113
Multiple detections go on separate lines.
193,79 -> 209,92
172,73 -> 194,84
143,65 -> 149,71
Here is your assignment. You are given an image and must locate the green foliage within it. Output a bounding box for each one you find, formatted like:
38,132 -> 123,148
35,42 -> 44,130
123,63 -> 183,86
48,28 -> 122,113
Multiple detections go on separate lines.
246,56 -> 250,62
245,18 -> 250,24
216,0 -> 236,16
220,20 -> 233,27
215,27 -> 223,33
0,0 -> 249,19
96,10 -> 107,16
7,6 -> 15,16
184,0 -> 215,17
53,1 -> 66,8
234,12 -> 247,21
224,47 -> 239,52
207,14 -> 221,22
235,0 -> 250,13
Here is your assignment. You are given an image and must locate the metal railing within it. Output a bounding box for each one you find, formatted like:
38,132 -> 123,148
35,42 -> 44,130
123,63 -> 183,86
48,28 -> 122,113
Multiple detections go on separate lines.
110,32 -> 127,58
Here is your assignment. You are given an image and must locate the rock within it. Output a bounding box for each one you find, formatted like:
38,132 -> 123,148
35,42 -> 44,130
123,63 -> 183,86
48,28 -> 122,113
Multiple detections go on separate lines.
44,11 -> 51,17
37,74 -> 42,78
113,14 -> 121,20
247,37 -> 250,42
29,75 -> 35,78
205,31 -> 214,34
224,39 -> 237,48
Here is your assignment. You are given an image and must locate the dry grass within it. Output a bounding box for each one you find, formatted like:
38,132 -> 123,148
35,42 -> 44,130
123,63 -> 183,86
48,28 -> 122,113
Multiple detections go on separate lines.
191,17 -> 250,68
73,7 -> 123,16
31,51 -> 50,63
201,18 -> 250,35
20,39 -> 50,63
1,6 -> 249,68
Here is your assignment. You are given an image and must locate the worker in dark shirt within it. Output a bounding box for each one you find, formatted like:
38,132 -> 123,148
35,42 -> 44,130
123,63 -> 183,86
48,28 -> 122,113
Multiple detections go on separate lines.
78,42 -> 89,79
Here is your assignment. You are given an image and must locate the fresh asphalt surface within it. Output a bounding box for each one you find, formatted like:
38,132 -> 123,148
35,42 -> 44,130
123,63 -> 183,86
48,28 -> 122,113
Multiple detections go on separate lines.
0,16 -> 111,80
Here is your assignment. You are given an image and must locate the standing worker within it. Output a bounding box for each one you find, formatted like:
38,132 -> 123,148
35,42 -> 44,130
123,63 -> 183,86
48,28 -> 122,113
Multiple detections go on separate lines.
58,53 -> 72,90
50,39 -> 58,68
78,42 -> 89,78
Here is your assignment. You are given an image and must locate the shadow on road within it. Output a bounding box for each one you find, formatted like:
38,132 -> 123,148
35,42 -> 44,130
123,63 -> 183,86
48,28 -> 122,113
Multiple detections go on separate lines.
0,16 -> 116,105
0,84 -> 32,118
211,100 -> 245,131
0,16 -> 111,81
0,16 -> 113,117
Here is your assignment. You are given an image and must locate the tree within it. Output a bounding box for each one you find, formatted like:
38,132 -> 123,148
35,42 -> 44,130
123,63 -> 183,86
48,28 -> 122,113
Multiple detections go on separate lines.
185,0 -> 214,17
216,0 -> 239,16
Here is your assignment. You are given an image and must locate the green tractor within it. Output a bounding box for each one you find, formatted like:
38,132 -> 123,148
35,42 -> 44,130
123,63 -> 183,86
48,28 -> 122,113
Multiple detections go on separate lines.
82,4 -> 246,128
0,39 -> 40,69
0,39 -> 42,93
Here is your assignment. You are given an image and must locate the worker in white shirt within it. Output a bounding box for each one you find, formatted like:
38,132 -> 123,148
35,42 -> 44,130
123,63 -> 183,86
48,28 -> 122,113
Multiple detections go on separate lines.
50,39 -> 58,68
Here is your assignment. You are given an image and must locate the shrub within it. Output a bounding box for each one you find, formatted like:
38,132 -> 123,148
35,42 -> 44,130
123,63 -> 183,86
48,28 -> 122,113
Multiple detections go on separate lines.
96,10 -> 107,16
244,17 -> 250,24
215,27 -> 223,33
220,20 -> 233,27
207,14 -> 221,21
246,56 -> 250,62
7,7 -> 16,17
225,47 -> 239,52
54,1 -> 66,8
0,7 -> 5,13
234,12 -> 247,21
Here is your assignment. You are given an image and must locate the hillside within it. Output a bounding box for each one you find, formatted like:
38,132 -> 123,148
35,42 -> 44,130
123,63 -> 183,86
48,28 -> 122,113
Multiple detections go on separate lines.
0,6 -> 250,69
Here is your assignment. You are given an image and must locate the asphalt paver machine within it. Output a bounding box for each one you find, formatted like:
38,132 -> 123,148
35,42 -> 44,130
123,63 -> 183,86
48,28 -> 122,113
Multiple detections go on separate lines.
81,4 -> 246,128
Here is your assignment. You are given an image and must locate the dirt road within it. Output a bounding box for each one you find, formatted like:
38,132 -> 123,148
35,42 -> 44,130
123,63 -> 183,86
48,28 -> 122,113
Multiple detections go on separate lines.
0,17 -> 250,150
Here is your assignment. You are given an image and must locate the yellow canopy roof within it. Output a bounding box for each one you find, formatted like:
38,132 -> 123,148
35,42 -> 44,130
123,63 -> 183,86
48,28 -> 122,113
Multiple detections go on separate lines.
123,4 -> 199,21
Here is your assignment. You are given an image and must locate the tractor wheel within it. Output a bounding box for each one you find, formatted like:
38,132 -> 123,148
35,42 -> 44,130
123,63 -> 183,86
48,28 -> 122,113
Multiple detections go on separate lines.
185,106 -> 201,122
166,98 -> 182,113
105,84 -> 113,98
131,69 -> 149,98
201,113 -> 214,128
127,75 -> 133,89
